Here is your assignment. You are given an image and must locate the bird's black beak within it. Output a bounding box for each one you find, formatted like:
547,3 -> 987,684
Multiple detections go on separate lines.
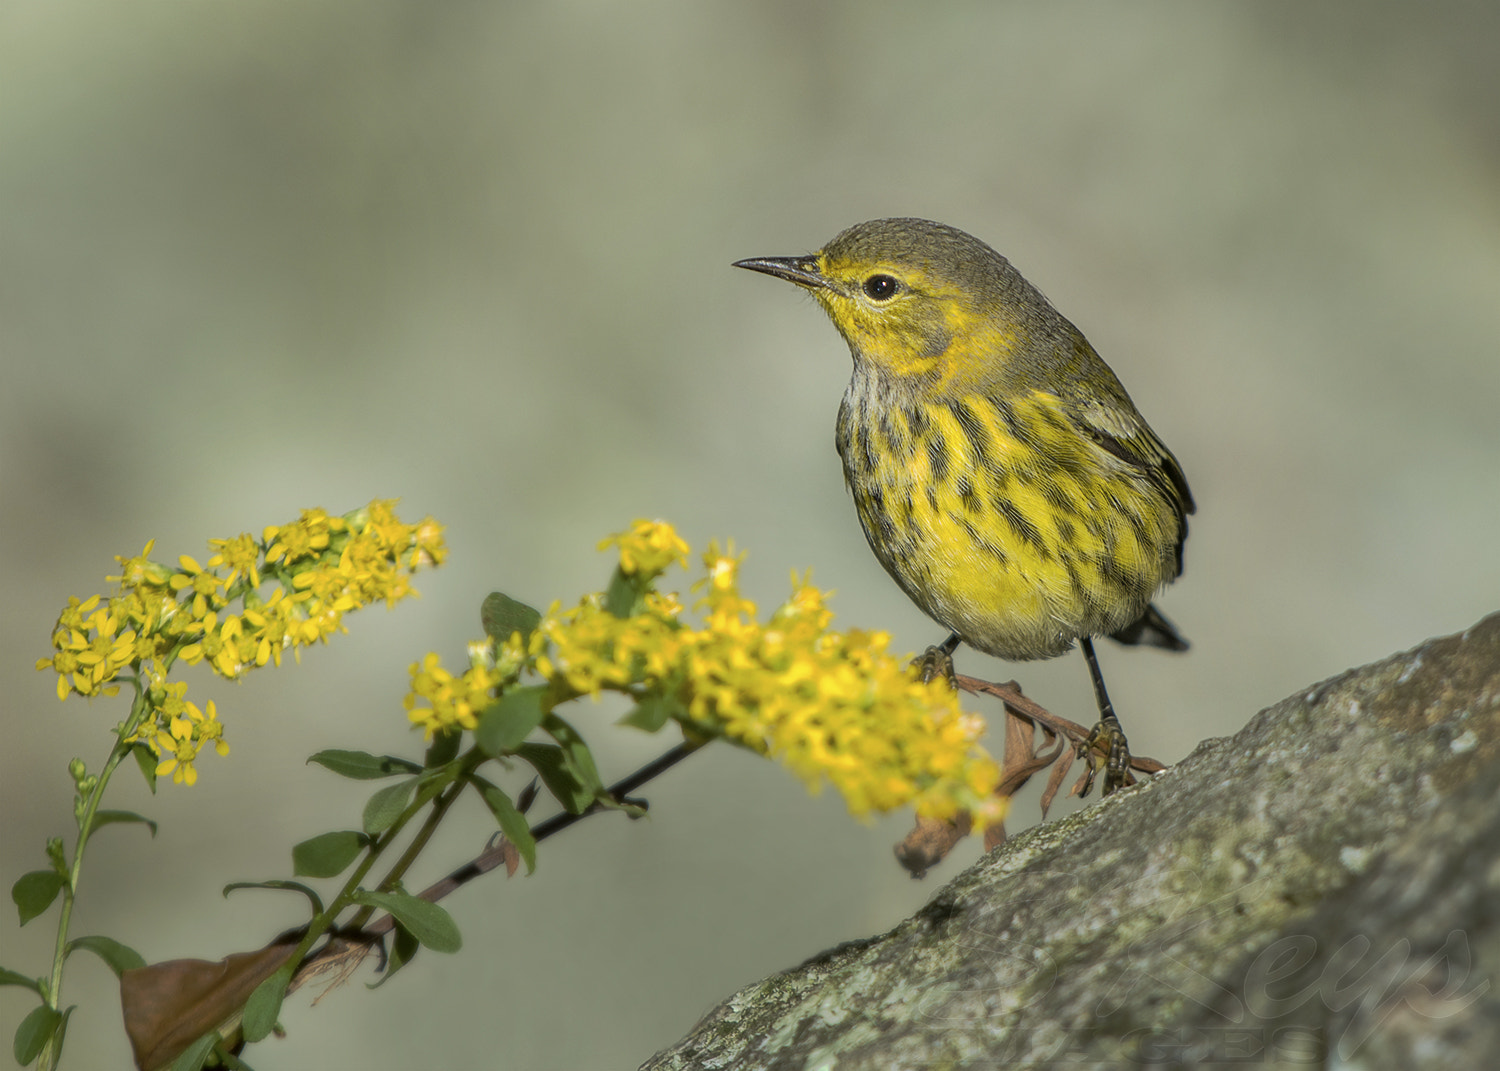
732,255 -> 831,291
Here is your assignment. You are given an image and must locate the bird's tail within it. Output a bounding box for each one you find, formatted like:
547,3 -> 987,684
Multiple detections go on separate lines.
1109,603 -> 1189,652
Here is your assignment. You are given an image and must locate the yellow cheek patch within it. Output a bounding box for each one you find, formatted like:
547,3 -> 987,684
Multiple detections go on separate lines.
937,312 -> 1018,389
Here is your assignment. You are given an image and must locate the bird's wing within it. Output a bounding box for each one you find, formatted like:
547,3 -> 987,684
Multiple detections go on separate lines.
1026,333 -> 1195,521
1073,398 -> 1194,512
1065,394 -> 1195,579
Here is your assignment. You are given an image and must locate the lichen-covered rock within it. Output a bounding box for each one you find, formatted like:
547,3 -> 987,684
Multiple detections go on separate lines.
643,613 -> 1500,1070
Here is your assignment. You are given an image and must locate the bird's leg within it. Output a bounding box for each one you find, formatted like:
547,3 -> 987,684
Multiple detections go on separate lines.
1078,637 -> 1131,796
914,632 -> 962,688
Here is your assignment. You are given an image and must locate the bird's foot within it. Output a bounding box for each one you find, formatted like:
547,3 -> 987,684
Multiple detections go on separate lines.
1078,715 -> 1131,797
913,645 -> 958,689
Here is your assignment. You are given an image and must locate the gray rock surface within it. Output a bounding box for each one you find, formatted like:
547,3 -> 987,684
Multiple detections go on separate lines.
643,613 -> 1500,1070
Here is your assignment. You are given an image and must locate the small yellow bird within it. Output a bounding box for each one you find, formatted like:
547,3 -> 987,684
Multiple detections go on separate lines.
735,218 -> 1194,792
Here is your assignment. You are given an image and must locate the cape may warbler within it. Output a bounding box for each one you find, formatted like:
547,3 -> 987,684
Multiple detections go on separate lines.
735,218 -> 1194,793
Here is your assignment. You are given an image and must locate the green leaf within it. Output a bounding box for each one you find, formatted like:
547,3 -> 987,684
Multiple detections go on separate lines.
292,831 -> 370,879
131,742 -> 159,794
65,935 -> 146,976
12,1003 -> 61,1066
170,1026 -> 219,1068
544,714 -> 606,801
224,880 -> 326,917
603,566 -> 639,618
12,871 -> 65,926
351,891 -> 461,953
368,925 -> 420,989
481,592 -> 542,644
424,730 -> 461,769
362,780 -> 417,836
478,785 -> 537,874
475,685 -> 549,757
49,1006 -> 74,1066
214,1045 -> 252,1070
241,965 -> 293,1043
90,810 -> 159,838
618,693 -> 683,733
514,743 -> 591,815
0,969 -> 42,994
308,749 -> 421,780
170,1030 -> 220,1071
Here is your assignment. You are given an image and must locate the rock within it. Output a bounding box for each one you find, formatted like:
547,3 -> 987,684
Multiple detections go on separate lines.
642,612 -> 1500,1070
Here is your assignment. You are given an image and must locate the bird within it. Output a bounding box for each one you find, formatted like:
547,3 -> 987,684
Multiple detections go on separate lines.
734,218 -> 1194,793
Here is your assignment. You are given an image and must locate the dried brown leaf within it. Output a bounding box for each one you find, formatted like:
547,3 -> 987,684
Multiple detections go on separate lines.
999,714 -> 1067,799
961,674 -> 1168,804
121,939 -> 298,1071
982,823 -> 1007,852
1040,744 -> 1079,819
894,814 -> 971,879
498,837 -> 521,878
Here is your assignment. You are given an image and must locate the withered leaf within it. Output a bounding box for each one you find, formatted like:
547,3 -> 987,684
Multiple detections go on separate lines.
120,939 -> 298,1071
894,815 -> 971,879
1040,746 -> 1079,819
892,672 -> 1169,875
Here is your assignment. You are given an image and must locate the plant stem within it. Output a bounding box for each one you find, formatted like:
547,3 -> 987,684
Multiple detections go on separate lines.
241,754 -> 476,1042
345,750 -> 481,933
37,688 -> 150,1071
355,739 -> 702,941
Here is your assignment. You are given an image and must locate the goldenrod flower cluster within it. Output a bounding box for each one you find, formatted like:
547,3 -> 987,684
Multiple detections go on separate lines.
405,650 -> 503,738
411,521 -> 1002,824
599,517 -> 691,577
38,500 -> 445,785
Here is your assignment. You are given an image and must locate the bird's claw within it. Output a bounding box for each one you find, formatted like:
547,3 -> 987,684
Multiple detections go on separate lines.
1078,715 -> 1132,797
914,645 -> 958,689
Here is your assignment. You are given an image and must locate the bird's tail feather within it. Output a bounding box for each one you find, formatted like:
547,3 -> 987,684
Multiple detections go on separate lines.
1109,603 -> 1189,652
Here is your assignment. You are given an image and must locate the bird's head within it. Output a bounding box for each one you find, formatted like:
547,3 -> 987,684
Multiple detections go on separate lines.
735,218 -> 1037,390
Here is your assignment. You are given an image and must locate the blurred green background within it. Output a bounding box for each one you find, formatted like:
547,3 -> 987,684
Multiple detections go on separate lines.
4,2 -> 1498,1067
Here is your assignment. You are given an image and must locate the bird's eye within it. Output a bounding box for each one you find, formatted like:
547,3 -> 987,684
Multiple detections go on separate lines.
862,274 -> 900,301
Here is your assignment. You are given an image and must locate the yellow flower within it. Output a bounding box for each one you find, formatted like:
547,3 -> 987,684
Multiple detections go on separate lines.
56,594 -> 102,634
35,648 -> 84,702
108,542 -> 173,590
136,695 -> 227,787
188,699 -> 230,757
355,499 -> 411,553
411,517 -> 448,568
242,587 -> 306,665
169,555 -> 226,619
517,527 -> 1001,824
404,652 -> 501,739
39,500 -> 446,789
263,507 -> 345,566
600,519 -> 690,577
55,605 -> 136,697
293,557 -> 359,610
154,731 -> 201,786
206,533 -> 262,590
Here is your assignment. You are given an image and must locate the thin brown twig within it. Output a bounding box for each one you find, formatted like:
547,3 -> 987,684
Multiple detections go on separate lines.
290,740 -> 701,986
955,674 -> 1168,776
895,674 -> 1169,877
